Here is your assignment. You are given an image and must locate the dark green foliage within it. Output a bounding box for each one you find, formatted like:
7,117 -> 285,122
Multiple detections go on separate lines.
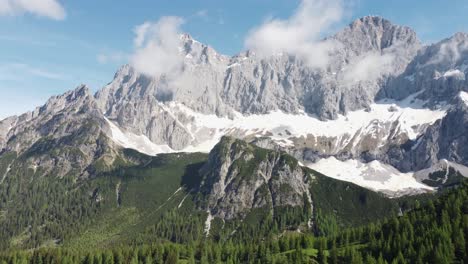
423,167 -> 465,188
0,134 -> 466,263
307,168 -> 399,233
0,180 -> 466,263
327,180 -> 468,264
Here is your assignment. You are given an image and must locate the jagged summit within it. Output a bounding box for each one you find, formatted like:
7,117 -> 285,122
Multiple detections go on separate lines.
350,15 -> 410,30
334,15 -> 420,56
38,84 -> 95,116
2,16 -> 468,196
447,31 -> 468,41
380,29 -> 468,101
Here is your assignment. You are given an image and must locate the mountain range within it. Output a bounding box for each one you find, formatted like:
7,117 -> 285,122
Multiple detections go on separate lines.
0,15 -> 468,251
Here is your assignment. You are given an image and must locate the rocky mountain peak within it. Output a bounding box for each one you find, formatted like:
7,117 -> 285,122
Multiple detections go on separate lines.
38,84 -> 95,116
180,34 -> 229,67
450,32 -> 468,41
421,31 -> 468,66
112,64 -> 134,80
455,91 -> 468,108
349,15 -> 394,31
334,16 -> 420,54
179,33 -> 193,42
380,30 -> 468,101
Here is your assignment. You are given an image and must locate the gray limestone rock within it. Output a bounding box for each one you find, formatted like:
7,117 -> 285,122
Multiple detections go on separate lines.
198,136 -> 312,220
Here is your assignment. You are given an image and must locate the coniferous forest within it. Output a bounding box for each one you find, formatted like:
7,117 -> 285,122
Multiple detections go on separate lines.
3,0 -> 468,263
0,179 -> 466,264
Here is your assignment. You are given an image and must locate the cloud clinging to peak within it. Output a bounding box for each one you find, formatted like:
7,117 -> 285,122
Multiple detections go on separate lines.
342,52 -> 395,84
130,16 -> 185,77
0,0 -> 66,20
244,0 -> 344,69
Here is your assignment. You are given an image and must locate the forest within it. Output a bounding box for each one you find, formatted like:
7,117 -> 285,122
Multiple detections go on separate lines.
0,180 -> 466,264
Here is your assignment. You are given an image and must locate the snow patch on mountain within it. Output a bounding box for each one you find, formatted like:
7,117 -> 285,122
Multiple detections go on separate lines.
204,211 -> 213,237
413,159 -> 468,182
307,157 -> 434,195
459,91 -> 468,105
0,163 -> 11,185
104,90 -> 447,157
444,69 -> 465,79
105,117 -> 174,155
169,92 -> 446,148
308,157 -> 468,195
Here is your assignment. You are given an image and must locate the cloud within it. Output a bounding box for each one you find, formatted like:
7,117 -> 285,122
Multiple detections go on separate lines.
195,9 -> 208,18
342,53 -> 395,83
0,0 -> 66,20
130,16 -> 185,77
0,63 -> 66,81
427,33 -> 468,65
97,52 -> 127,64
244,0 -> 343,69
0,34 -> 57,46
218,17 -> 225,25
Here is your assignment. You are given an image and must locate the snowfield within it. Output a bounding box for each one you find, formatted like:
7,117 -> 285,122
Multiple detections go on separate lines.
106,94 -> 447,155
306,157 -> 434,195
104,92 -> 455,194
166,91 -> 447,151
105,117 -> 173,156
459,91 -> 468,105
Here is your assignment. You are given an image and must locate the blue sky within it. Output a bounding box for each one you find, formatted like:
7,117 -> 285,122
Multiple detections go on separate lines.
1,0 -> 468,119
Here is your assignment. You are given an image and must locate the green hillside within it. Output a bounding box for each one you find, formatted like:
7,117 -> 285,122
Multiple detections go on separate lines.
0,137 -> 404,252
1,137 -> 461,263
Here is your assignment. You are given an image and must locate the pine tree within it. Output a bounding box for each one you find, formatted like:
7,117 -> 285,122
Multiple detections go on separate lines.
330,239 -> 338,264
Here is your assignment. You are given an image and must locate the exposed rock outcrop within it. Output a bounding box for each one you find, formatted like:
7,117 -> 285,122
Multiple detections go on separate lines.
95,16 -> 421,150
198,136 -> 313,220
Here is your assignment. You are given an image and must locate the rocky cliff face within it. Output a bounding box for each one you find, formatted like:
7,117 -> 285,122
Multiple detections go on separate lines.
195,136 -> 400,226
385,93 -> 468,172
2,16 -> 467,195
381,32 -> 468,103
198,136 -> 313,220
94,16 -> 421,151
66,17 -> 468,191
0,86 -> 123,179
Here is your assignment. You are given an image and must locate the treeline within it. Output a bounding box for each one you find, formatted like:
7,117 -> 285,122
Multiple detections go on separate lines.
325,181 -> 468,263
1,182 -> 466,264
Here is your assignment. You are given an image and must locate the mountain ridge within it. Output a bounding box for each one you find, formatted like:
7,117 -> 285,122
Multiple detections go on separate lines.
1,15 -> 468,194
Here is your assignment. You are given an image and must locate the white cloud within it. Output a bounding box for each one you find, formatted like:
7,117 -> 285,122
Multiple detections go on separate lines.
130,16 -> 185,77
0,34 -> 57,46
244,0 -> 343,69
0,0 -> 66,20
133,22 -> 152,47
428,34 -> 468,65
342,52 -> 395,83
97,52 -> 127,64
0,63 -> 66,80
195,9 -> 208,18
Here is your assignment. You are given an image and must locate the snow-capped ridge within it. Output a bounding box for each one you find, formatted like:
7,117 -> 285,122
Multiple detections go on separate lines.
459,91 -> 468,105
